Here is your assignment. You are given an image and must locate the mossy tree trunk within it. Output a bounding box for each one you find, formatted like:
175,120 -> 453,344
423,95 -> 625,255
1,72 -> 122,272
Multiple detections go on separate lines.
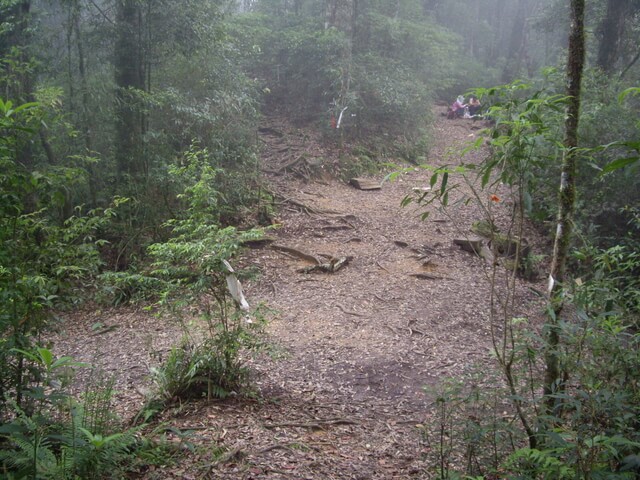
544,0 -> 585,415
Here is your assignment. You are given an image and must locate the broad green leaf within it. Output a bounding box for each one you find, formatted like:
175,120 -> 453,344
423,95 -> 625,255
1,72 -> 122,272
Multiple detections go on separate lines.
618,87 -> 640,103
440,172 -> 448,195
37,347 -> 54,367
429,172 -> 438,188
601,156 -> 639,174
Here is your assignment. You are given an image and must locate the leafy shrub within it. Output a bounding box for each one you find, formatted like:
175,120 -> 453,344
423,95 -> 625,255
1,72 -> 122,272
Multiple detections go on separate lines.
0,99 -> 117,418
145,144 -> 268,404
411,83 -> 640,478
151,321 -> 264,403
574,242 -> 640,321
421,311 -> 640,479
254,18 -> 348,122
0,348 -> 173,479
97,271 -> 165,306
422,374 -> 524,479
523,69 -> 640,243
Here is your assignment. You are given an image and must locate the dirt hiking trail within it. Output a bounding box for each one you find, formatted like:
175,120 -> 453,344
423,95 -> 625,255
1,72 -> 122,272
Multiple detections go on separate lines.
52,106 -> 547,479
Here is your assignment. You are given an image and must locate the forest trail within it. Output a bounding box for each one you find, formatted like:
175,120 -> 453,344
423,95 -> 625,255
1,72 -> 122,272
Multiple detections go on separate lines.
52,106 -> 547,479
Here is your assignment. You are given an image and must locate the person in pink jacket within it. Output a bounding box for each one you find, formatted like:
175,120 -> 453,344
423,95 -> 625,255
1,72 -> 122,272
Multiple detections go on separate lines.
448,95 -> 467,118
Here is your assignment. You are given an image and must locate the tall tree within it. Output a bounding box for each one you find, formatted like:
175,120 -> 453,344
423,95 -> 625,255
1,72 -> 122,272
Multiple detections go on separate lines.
0,1 -> 34,165
0,0 -> 31,94
501,0 -> 533,81
544,0 -> 585,414
596,0 -> 631,73
114,0 -> 145,179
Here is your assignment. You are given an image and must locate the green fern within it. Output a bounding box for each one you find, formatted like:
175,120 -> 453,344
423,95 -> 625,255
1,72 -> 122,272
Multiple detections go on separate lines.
0,411 -> 57,479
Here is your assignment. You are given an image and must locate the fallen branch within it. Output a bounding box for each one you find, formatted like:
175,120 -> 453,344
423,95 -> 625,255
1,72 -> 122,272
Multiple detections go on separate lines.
341,237 -> 362,244
321,224 -> 353,231
277,196 -> 339,215
376,260 -> 391,273
411,349 -> 429,356
409,273 -> 445,280
271,244 -> 322,264
298,256 -> 352,273
407,326 -> 427,337
263,419 -> 358,430
255,442 -> 320,455
335,303 -> 368,317
280,197 -> 320,215
278,154 -> 307,174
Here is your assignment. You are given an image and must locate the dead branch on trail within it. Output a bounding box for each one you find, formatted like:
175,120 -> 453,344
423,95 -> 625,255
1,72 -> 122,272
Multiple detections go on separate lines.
271,244 -> 322,264
409,272 -> 450,280
263,419 -> 359,430
254,442 -> 320,455
335,303 -> 368,317
278,154 -> 308,173
298,256 -> 352,273
342,237 -> 362,244
320,224 -> 353,231
376,260 -> 391,273
276,196 -> 339,215
264,154 -> 327,181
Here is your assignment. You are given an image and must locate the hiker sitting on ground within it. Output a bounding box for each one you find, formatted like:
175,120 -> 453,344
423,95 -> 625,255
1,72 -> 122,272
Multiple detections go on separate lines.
468,96 -> 482,116
448,95 -> 467,118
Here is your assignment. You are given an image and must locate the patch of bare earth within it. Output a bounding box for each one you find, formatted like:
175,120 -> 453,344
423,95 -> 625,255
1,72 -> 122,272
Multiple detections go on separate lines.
50,107 -> 548,479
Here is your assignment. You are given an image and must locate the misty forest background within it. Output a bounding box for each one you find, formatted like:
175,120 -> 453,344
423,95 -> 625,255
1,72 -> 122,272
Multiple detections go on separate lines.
1,0 -> 640,478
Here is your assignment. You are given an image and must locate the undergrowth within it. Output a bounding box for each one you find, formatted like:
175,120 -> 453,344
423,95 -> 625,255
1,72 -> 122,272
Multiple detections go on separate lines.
409,82 -> 640,479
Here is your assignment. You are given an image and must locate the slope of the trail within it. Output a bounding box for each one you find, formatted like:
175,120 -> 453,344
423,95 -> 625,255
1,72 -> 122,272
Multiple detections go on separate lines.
245,112 -> 544,410
195,108 -> 548,479
49,107 -> 547,479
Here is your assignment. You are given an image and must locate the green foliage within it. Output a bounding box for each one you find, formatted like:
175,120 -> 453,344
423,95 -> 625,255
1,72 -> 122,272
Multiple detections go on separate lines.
352,10 -> 460,96
335,149 -> 383,182
436,76 -> 640,249
422,310 -> 640,479
0,348 -> 175,480
412,82 -> 640,478
348,51 -> 432,138
150,330 -> 261,403
574,242 -> 640,321
517,310 -> 640,479
19,1 -> 266,270
241,15 -> 348,121
422,374 -> 524,479
527,69 -> 640,243
0,98 -> 117,417
144,145 -> 267,403
97,271 -> 165,306
236,4 -> 458,145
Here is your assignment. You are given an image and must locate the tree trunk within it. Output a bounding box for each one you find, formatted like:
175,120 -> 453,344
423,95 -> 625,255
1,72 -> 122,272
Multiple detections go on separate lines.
73,1 -> 92,153
1,1 -> 34,167
69,0 -> 99,205
114,0 -> 145,180
544,0 -> 585,415
596,0 -> 629,73
501,0 -> 528,82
